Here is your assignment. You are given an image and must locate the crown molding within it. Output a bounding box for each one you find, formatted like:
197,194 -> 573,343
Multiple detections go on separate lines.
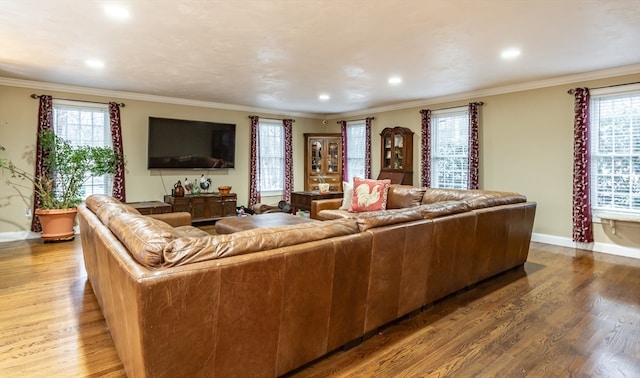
2,63 -> 638,120
329,64 -> 640,119
0,77 -> 324,119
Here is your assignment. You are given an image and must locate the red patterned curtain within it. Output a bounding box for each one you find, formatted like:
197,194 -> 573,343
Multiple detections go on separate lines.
108,102 -> 126,202
339,121 -> 348,182
572,88 -> 593,243
420,109 -> 431,187
365,117 -> 373,179
31,95 -> 53,232
468,102 -> 480,190
248,116 -> 260,207
283,119 -> 293,202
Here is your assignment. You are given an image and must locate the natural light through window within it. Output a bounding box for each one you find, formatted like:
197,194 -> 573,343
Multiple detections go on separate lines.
589,85 -> 640,217
258,119 -> 284,195
345,120 -> 366,183
431,107 -> 469,189
52,100 -> 112,198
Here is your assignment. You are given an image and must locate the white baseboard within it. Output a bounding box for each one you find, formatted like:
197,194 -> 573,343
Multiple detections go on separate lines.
0,226 -> 80,243
0,230 -> 42,243
531,233 -> 640,260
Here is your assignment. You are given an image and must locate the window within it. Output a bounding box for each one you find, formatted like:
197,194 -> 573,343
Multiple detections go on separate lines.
590,85 -> 640,216
52,100 -> 112,198
345,120 -> 366,183
258,119 -> 284,195
431,107 -> 469,189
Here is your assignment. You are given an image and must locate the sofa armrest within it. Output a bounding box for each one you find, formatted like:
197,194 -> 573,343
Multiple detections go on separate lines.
148,212 -> 192,227
311,198 -> 343,219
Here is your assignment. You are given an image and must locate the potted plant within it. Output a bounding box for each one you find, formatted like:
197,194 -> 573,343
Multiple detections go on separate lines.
317,174 -> 330,193
0,129 -> 123,241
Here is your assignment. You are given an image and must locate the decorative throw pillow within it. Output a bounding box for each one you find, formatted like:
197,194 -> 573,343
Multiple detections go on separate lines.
350,177 -> 391,212
339,181 -> 353,210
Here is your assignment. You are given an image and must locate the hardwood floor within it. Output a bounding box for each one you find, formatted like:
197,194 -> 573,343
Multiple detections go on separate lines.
0,239 -> 638,377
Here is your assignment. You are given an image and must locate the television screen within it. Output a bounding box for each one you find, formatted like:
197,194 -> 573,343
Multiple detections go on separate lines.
147,117 -> 236,169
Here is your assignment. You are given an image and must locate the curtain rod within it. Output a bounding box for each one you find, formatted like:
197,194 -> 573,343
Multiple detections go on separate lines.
420,102 -> 484,113
567,82 -> 640,94
30,94 -> 125,107
336,117 -> 375,124
248,115 -> 295,122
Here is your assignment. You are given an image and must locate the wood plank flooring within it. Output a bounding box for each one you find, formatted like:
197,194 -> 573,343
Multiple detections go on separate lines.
0,239 -> 638,377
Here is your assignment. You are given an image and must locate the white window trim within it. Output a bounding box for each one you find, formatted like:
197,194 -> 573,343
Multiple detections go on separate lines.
257,118 -> 285,196
51,100 -> 113,198
589,83 -> 640,223
590,83 -> 640,96
431,106 -> 467,116
430,106 -> 469,189
345,119 -> 366,184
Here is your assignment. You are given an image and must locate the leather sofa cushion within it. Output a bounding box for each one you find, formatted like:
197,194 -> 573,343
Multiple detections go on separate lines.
421,188 -> 483,204
162,219 -> 359,267
356,208 -> 422,231
174,225 -> 211,238
316,209 -> 352,220
386,185 -> 427,209
415,201 -> 470,219
109,212 -> 179,268
95,202 -> 140,226
85,194 -> 123,210
316,207 -> 422,231
421,188 -> 526,207
464,193 -> 527,209
86,194 -> 140,226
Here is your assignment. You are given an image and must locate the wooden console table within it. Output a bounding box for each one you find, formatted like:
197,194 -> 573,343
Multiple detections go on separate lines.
126,201 -> 172,215
164,193 -> 237,223
291,191 -> 343,213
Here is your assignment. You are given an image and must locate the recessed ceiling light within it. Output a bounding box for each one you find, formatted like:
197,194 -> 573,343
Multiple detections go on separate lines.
388,76 -> 402,85
501,48 -> 521,60
104,4 -> 131,20
319,94 -> 330,101
85,59 -> 105,69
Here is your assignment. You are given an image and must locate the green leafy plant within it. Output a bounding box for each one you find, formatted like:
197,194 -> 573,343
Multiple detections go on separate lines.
0,129 -> 123,209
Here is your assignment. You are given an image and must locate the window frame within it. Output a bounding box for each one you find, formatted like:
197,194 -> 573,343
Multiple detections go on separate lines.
430,106 -> 470,189
257,118 -> 285,197
51,99 -> 113,199
589,83 -> 640,222
345,120 -> 366,184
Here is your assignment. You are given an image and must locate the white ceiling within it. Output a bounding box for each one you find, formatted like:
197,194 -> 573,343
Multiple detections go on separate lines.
1,0 -> 639,116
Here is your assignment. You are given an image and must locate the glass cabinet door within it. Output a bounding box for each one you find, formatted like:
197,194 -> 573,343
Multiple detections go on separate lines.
327,141 -> 339,173
310,140 -> 322,173
394,134 -> 404,169
383,135 -> 392,169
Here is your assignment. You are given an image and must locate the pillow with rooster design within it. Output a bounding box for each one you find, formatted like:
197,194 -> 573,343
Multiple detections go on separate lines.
350,177 -> 391,212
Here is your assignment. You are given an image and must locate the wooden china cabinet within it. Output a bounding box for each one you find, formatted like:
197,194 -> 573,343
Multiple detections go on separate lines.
303,133 -> 342,192
378,127 -> 413,185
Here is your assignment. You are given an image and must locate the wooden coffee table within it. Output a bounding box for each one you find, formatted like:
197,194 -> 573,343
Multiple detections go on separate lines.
215,212 -> 317,234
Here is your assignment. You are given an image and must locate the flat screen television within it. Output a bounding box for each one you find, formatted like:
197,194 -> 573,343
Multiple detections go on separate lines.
147,117 -> 236,169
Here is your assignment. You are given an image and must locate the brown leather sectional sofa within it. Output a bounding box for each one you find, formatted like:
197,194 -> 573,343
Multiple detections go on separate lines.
77,186 -> 536,377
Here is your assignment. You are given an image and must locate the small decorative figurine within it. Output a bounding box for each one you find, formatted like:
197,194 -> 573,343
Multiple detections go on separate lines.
183,178 -> 193,194
199,174 -> 212,192
173,180 -> 185,197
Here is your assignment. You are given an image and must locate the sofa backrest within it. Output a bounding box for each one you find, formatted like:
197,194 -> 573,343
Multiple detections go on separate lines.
163,219 -> 359,267
421,188 -> 526,209
386,185 -> 427,209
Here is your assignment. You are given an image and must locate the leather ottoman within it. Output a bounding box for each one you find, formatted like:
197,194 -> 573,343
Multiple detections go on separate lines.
215,212 -> 317,234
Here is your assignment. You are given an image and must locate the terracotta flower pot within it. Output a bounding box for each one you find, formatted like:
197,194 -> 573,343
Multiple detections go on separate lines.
35,208 -> 78,241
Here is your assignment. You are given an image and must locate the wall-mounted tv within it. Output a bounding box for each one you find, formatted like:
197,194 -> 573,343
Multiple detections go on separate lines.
147,117 -> 236,169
